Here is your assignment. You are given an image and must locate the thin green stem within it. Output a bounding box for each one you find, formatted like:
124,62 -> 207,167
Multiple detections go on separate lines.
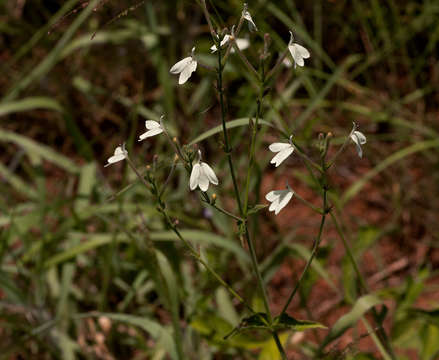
330,212 -> 368,291
232,39 -> 259,80
361,317 -> 393,360
243,76 -> 264,214
326,128 -> 354,169
265,48 -> 290,81
126,157 -> 151,190
217,43 -> 243,215
293,192 -> 323,214
201,4 -> 286,356
200,0 -> 216,37
244,227 -> 272,322
280,184 -> 328,315
272,331 -> 288,360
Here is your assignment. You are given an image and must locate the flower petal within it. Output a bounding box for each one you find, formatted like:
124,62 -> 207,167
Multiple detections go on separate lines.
145,120 -> 161,129
138,127 -> 164,141
293,43 -> 310,59
270,147 -> 294,167
269,199 -> 279,212
275,191 -> 293,215
170,57 -> 192,74
352,131 -> 367,145
201,162 -> 218,185
189,163 -> 200,190
288,44 -> 305,67
104,146 -> 127,167
269,142 -> 291,153
265,190 -> 278,202
198,170 -> 209,192
178,60 -> 197,85
243,10 -> 258,31
350,131 -> 366,158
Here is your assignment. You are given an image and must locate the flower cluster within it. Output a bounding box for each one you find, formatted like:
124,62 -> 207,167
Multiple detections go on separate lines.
105,3 -> 367,217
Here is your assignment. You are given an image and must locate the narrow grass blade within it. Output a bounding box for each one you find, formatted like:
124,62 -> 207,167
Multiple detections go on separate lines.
0,97 -> 63,117
0,129 -> 80,173
342,140 -> 439,205
321,294 -> 382,348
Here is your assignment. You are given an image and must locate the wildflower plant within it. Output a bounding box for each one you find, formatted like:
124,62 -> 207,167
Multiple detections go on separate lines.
104,1 -> 394,359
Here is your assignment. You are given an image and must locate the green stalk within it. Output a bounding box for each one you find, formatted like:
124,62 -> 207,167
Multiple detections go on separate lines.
272,331 -> 288,360
217,40 -> 286,358
217,45 -> 243,215
243,79 -> 264,214
280,178 -> 328,315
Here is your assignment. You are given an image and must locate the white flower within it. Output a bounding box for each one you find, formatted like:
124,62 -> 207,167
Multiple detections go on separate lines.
138,117 -> 164,141
105,144 -> 127,167
189,150 -> 219,192
210,34 -> 231,53
242,3 -> 258,32
170,47 -> 197,85
210,35 -> 250,53
265,183 -> 294,215
350,129 -> 367,158
288,30 -> 310,68
269,135 -> 295,167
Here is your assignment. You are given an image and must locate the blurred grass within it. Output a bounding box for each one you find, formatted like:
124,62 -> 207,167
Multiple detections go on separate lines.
1,0 -> 439,359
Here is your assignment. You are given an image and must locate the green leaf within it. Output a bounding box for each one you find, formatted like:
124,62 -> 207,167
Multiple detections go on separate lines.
273,313 -> 326,332
408,308 -> 439,327
224,313 -> 270,340
75,312 -> 178,360
43,230 -> 250,268
190,312 -> 267,350
421,324 -> 439,360
0,162 -> 38,199
0,129 -> 80,173
0,97 -> 63,117
322,294 -> 382,347
74,162 -> 96,212
216,287 -> 239,326
188,118 -> 275,146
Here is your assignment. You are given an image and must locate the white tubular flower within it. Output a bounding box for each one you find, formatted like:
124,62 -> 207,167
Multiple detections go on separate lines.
105,144 -> 127,167
269,135 -> 295,167
350,126 -> 367,158
138,117 -> 164,141
242,3 -> 258,32
210,35 -> 250,53
265,183 -> 294,215
189,150 -> 219,192
170,47 -> 197,85
210,34 -> 231,53
288,30 -> 310,68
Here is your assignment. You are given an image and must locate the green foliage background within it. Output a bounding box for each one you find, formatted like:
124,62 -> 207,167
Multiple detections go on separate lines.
1,0 -> 439,359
